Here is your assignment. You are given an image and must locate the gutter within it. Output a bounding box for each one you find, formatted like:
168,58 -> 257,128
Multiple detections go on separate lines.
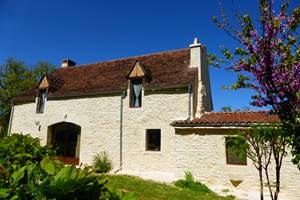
188,84 -> 192,120
118,91 -> 127,171
7,104 -> 14,136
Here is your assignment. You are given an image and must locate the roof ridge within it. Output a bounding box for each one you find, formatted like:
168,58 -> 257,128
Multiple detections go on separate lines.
54,48 -> 189,71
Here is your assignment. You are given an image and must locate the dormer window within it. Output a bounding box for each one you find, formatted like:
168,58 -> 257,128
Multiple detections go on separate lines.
37,89 -> 46,113
127,60 -> 150,108
130,78 -> 142,108
35,73 -> 64,114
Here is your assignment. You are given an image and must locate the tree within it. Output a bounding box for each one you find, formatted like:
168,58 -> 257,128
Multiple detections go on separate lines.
228,125 -> 287,200
221,105 -> 232,112
210,0 -> 300,167
33,61 -> 55,80
220,105 -> 250,112
0,59 -> 55,136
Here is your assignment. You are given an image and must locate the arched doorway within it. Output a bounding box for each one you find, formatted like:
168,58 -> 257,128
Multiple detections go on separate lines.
48,122 -> 81,165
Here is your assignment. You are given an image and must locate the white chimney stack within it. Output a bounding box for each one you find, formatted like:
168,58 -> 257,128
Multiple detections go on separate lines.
189,37 -> 201,68
189,37 -> 213,117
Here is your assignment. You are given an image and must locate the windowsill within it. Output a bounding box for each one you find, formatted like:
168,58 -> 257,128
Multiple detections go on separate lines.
144,151 -> 162,155
226,163 -> 247,166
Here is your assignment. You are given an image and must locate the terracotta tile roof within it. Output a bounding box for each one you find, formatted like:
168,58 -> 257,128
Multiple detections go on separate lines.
14,48 -> 197,102
172,111 -> 279,127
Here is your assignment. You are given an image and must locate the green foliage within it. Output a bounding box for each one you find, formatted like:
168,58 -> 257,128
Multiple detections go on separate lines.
221,106 -> 232,112
0,134 -> 55,174
93,151 -> 112,173
108,175 -> 232,200
175,171 -> 212,193
0,134 -> 128,200
0,59 -> 55,136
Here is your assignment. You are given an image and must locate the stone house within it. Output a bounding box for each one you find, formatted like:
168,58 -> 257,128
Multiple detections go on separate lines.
9,39 -> 300,200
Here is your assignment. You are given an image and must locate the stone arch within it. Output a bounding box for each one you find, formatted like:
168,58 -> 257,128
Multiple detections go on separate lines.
47,122 -> 81,165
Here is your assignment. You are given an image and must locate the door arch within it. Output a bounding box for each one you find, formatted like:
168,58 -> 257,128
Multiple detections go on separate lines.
48,122 -> 81,165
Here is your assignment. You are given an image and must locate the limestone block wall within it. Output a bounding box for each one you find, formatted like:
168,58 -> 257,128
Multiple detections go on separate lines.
11,88 -> 189,180
11,95 -> 121,166
121,88 -> 189,180
174,128 -> 300,200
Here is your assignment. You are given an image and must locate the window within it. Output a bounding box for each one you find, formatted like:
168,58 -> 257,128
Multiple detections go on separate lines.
225,137 -> 247,165
37,89 -> 46,113
146,129 -> 161,151
130,78 -> 142,108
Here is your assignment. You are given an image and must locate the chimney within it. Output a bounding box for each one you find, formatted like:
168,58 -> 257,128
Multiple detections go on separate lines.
61,59 -> 76,68
189,37 -> 213,117
189,37 -> 201,68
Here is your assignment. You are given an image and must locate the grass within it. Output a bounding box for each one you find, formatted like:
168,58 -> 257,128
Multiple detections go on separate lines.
107,175 -> 235,200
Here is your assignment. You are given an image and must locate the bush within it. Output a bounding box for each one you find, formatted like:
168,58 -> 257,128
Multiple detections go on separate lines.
0,134 -> 55,173
0,134 -> 129,200
175,171 -> 211,193
93,151 -> 112,173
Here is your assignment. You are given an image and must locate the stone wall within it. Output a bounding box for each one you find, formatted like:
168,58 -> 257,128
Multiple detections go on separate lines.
174,128 -> 300,200
11,87 -> 189,181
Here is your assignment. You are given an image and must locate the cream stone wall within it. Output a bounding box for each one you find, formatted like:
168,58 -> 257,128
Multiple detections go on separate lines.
174,128 -> 300,200
121,88 -> 189,181
11,88 -> 189,181
11,94 -> 122,166
10,89 -> 300,199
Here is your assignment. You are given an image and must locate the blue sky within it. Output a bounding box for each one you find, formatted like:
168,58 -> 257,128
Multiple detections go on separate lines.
0,0 -> 298,111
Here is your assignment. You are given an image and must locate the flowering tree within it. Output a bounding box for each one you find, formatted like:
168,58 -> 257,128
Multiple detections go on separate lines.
211,0 -> 300,167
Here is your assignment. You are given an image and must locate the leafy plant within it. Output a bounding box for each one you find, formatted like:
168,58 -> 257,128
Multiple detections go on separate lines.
93,151 -> 112,173
0,134 -> 55,174
0,134 -> 130,200
175,171 -> 211,193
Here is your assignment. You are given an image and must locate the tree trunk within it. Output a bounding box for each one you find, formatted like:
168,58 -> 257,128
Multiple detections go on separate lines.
274,166 -> 280,200
259,166 -> 264,200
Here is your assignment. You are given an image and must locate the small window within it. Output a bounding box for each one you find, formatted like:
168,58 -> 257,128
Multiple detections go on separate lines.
130,78 -> 142,108
225,137 -> 247,165
146,129 -> 161,151
37,89 -> 47,113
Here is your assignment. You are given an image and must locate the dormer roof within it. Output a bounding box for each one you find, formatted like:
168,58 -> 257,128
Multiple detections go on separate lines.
36,73 -> 64,91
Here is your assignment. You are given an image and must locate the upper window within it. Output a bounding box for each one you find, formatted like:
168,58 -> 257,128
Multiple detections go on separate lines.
225,137 -> 247,165
130,78 -> 142,108
146,129 -> 161,151
37,89 -> 47,113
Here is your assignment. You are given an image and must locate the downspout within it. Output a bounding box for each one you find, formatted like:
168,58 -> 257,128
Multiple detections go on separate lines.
7,103 -> 14,136
118,91 -> 126,171
188,84 -> 192,120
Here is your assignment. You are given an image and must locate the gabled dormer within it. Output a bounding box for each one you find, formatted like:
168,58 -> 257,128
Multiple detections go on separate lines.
127,61 -> 150,108
36,73 -> 64,114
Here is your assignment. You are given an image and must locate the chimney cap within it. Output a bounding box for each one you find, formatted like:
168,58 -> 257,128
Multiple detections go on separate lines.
189,37 -> 201,48
61,59 -> 76,68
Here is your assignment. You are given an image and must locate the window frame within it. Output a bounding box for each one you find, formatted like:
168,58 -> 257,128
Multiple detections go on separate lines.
145,129 -> 161,152
225,137 -> 247,166
36,89 -> 47,114
129,78 -> 143,108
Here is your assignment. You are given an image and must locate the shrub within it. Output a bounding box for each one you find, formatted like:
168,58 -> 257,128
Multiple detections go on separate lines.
175,171 -> 211,193
0,134 -> 55,173
93,151 -> 112,173
0,134 -> 129,200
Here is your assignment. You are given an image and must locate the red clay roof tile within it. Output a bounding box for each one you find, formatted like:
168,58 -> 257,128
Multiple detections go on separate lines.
172,111 -> 279,127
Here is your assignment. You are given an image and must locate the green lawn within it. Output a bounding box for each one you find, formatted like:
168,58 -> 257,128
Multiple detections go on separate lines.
107,175 -> 235,200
